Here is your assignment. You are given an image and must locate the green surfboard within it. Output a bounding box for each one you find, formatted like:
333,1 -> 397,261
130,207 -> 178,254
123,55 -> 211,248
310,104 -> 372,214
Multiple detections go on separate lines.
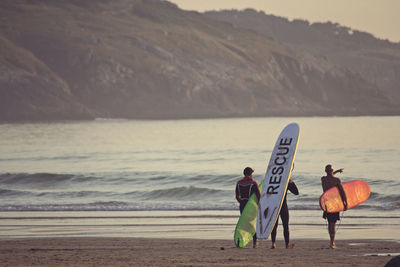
234,181 -> 264,248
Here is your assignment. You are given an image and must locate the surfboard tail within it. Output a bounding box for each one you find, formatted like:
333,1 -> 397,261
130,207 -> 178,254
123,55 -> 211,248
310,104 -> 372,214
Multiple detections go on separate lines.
235,238 -> 241,248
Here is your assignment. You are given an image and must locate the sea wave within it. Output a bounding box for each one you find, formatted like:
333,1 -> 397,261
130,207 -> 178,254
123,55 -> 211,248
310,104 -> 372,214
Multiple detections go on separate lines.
142,186 -> 223,200
0,202 -> 235,212
0,172 -> 76,185
0,155 -> 90,162
0,172 -> 399,212
0,188 -> 34,197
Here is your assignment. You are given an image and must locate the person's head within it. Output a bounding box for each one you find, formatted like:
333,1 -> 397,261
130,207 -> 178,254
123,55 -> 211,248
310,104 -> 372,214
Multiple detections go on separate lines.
243,167 -> 254,177
325,164 -> 333,174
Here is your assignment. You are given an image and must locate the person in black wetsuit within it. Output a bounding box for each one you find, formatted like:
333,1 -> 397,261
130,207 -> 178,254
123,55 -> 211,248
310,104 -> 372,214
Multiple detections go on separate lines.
235,167 -> 261,248
270,179 -> 299,249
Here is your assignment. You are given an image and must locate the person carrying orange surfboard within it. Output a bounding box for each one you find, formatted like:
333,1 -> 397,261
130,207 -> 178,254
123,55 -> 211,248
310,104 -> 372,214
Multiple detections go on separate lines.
321,164 -> 348,249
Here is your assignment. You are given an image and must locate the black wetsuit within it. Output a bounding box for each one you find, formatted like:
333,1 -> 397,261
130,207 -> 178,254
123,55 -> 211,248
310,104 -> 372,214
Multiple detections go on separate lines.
236,177 -> 261,244
271,181 -> 299,246
235,178 -> 261,214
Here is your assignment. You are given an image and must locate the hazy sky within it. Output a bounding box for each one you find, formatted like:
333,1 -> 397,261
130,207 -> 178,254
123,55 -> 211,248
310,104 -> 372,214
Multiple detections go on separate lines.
169,0 -> 400,43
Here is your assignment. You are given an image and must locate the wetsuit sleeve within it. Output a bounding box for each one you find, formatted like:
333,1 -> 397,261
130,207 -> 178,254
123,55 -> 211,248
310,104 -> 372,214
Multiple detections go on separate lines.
251,182 -> 261,202
235,183 -> 240,203
288,181 -> 299,195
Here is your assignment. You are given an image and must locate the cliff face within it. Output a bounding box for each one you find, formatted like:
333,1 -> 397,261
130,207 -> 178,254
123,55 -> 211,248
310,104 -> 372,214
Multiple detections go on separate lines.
205,9 -> 400,105
0,0 -> 398,122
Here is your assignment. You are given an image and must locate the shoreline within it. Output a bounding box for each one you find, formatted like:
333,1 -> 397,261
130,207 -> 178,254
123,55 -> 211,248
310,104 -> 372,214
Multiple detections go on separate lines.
2,114 -> 400,124
1,210 -> 399,241
0,237 -> 399,266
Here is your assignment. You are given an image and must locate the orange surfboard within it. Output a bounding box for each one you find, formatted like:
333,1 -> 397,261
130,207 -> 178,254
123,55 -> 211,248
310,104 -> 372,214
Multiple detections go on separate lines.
319,180 -> 370,213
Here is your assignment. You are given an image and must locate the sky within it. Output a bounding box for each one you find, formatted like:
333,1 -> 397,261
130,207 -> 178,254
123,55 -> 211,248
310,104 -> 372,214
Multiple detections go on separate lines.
168,0 -> 400,43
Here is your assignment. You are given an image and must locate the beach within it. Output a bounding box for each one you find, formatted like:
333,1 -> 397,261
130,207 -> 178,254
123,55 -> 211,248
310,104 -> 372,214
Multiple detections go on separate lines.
0,210 -> 398,266
0,237 -> 399,267
1,117 -> 399,266
0,211 -> 399,267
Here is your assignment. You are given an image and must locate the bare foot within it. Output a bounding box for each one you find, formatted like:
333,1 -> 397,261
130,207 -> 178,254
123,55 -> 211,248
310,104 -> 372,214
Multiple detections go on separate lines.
271,242 -> 276,249
286,243 -> 294,249
330,243 -> 336,249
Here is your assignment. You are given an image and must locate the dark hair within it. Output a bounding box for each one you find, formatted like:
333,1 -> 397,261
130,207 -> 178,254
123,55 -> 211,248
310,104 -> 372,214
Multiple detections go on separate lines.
325,164 -> 333,173
243,167 -> 254,176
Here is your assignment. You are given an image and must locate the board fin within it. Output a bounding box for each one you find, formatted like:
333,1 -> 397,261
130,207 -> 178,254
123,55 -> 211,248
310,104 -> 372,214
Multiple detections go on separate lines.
263,207 -> 269,218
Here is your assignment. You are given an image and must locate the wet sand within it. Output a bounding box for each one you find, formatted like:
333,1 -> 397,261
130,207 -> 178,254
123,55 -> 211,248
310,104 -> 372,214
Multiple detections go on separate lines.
0,237 -> 399,267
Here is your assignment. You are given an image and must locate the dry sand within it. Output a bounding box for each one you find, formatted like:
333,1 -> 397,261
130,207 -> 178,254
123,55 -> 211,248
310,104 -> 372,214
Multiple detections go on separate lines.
0,237 -> 399,267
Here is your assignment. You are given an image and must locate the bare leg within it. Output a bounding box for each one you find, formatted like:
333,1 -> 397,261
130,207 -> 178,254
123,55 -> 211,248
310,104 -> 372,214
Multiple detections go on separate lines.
253,234 -> 258,248
328,222 -> 336,248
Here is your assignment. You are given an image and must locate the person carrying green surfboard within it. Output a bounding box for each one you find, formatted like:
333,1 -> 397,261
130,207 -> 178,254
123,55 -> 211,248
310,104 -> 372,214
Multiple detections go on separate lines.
235,167 -> 261,248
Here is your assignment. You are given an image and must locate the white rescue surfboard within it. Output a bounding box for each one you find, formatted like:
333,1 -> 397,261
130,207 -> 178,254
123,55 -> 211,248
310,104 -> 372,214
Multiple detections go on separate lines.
256,123 -> 300,239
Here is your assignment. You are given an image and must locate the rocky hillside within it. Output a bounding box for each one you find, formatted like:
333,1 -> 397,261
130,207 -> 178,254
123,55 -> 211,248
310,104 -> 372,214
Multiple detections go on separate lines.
205,9 -> 400,104
0,0 -> 398,122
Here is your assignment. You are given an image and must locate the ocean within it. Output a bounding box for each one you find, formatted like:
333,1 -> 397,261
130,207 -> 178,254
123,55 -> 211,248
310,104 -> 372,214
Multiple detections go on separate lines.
0,116 -> 399,240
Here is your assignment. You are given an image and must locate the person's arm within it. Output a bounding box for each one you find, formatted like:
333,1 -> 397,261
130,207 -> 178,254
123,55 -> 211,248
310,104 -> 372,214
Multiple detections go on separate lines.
321,177 -> 326,192
235,183 -> 240,203
249,181 -> 261,202
288,179 -> 299,195
337,183 -> 348,210
333,168 -> 344,175
255,182 -> 261,201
